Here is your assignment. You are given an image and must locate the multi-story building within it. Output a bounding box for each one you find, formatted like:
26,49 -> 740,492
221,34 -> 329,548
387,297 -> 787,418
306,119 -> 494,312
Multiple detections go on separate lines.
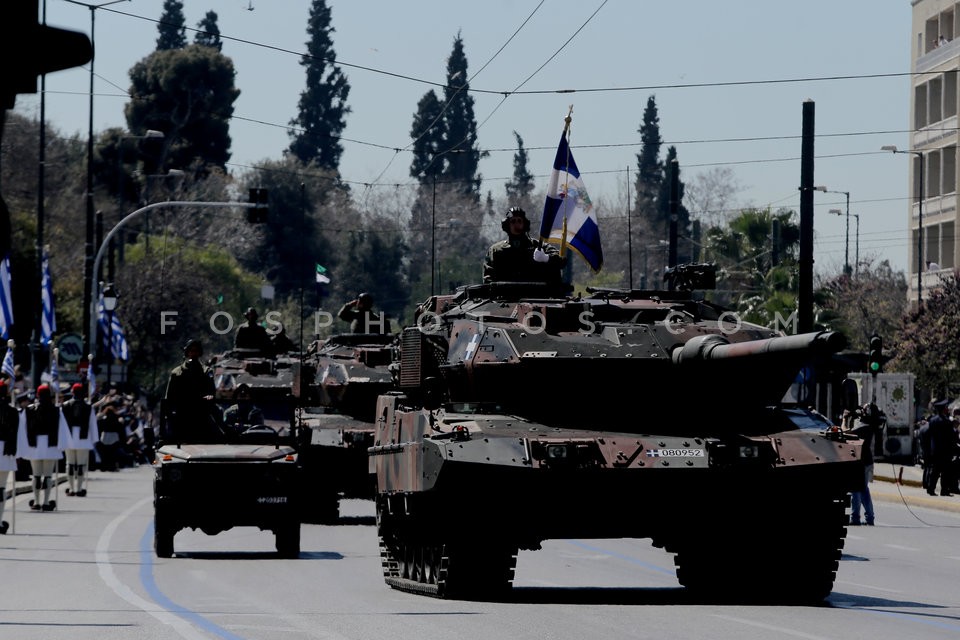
909,1 -> 959,303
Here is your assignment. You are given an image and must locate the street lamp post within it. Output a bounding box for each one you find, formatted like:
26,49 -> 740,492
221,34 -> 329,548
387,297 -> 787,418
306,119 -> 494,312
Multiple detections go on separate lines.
100,282 -> 117,384
881,145 -> 924,305
815,186 -> 851,275
63,0 -> 130,360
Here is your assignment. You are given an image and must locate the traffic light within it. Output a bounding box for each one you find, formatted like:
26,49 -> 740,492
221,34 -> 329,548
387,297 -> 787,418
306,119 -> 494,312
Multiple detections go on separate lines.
247,188 -> 269,223
868,333 -> 883,375
1,0 -> 93,108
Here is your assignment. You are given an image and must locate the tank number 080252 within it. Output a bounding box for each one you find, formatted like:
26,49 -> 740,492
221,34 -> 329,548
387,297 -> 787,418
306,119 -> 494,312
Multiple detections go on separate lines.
645,448 -> 704,458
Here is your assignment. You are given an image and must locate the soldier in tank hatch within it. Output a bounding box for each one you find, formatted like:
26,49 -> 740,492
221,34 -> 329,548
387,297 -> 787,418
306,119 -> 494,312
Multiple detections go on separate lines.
61,382 -> 98,496
337,293 -> 392,334
483,206 -> 566,284
18,384 -> 68,511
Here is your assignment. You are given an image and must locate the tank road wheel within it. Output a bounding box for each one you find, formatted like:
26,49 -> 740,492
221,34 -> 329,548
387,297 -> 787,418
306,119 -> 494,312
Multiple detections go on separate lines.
437,543 -> 518,601
275,521 -> 301,558
674,491 -> 848,604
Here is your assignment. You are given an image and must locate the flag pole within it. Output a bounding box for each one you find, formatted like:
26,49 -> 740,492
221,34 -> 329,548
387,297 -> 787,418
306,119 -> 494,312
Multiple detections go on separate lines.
559,105 -> 573,257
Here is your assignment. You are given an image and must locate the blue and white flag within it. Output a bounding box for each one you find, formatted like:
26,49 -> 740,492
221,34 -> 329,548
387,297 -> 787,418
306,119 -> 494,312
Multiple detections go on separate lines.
539,124 -> 603,272
1,343 -> 13,379
98,295 -> 130,361
0,254 -> 12,340
40,248 -> 56,346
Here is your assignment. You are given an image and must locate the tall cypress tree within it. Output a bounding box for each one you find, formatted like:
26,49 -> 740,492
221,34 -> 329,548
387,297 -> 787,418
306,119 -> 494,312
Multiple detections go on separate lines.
156,0 -> 187,51
634,95 -> 663,225
288,0 -> 351,172
409,90 -> 445,183
504,131 -> 534,212
194,11 -> 222,52
440,33 -> 483,201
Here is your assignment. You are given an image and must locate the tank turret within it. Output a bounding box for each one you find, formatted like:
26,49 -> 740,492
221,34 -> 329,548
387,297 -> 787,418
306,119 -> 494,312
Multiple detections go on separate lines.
371,278 -> 863,602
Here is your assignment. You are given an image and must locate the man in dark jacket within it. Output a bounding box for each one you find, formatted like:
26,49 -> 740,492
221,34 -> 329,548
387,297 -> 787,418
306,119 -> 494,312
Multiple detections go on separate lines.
483,206 -> 566,284
847,403 -> 882,525
926,398 -> 956,496
163,339 -> 217,443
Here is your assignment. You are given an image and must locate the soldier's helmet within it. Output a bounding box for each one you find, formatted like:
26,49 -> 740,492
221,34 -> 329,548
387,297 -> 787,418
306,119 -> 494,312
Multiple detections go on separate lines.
501,206 -> 530,233
183,339 -> 203,355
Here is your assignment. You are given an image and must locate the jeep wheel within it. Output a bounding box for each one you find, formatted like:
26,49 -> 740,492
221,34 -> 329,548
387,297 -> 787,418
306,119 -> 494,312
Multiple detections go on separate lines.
276,521 -> 300,558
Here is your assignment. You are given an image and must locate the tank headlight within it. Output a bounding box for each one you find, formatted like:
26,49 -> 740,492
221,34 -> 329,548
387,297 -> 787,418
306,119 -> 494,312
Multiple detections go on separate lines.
546,444 -> 569,460
738,445 -> 758,458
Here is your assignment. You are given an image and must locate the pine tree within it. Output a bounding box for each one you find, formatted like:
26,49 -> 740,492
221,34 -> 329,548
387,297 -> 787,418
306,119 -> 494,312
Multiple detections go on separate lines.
440,33 -> 484,201
156,0 -> 187,51
504,131 -> 534,212
194,11 -> 222,52
409,90 -> 445,182
634,95 -> 662,225
288,0 -> 351,172
658,146 -> 692,261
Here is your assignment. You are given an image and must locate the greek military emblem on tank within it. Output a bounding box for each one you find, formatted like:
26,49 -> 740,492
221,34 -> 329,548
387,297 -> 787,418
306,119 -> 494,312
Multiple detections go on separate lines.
370,265 -> 863,602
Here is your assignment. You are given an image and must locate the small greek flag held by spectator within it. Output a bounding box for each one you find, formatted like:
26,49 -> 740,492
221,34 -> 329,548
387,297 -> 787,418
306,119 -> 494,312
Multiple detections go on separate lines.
0,254 -> 13,340
40,247 -> 56,346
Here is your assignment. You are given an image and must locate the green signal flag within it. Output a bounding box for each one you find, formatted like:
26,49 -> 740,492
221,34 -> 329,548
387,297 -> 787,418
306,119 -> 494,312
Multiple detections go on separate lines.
216,294 -> 224,305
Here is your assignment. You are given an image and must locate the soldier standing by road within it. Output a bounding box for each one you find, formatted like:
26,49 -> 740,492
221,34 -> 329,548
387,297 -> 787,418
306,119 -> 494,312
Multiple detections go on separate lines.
61,382 -> 98,496
163,339 -> 217,443
926,398 -> 956,496
18,384 -> 68,511
483,206 -> 566,284
0,381 -> 19,533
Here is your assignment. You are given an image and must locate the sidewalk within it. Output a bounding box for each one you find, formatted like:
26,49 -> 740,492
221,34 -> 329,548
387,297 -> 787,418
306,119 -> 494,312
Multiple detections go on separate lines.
872,462 -> 960,515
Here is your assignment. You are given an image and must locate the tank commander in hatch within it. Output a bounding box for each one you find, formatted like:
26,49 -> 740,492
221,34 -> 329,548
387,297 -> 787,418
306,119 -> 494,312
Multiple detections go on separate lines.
338,293 -> 392,334
234,307 -> 271,352
483,206 -> 565,284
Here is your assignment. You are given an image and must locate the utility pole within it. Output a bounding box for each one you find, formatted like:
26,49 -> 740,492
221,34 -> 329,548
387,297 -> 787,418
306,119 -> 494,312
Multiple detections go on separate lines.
798,100 -> 815,334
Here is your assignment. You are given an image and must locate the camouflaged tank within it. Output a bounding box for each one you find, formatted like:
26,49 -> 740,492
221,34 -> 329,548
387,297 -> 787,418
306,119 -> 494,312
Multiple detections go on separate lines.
153,348 -> 304,558
371,265 -> 864,602
297,333 -> 396,523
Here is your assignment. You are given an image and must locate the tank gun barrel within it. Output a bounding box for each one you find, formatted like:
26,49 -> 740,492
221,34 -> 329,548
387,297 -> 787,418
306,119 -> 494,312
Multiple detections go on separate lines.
672,331 -> 845,365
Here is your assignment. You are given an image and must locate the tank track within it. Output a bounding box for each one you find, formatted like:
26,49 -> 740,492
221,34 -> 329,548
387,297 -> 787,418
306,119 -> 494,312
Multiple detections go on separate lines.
379,534 -> 517,599
672,491 -> 849,603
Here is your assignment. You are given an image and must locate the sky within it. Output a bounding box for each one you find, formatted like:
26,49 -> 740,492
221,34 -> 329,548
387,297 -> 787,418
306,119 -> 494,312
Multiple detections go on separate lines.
14,0 -> 914,276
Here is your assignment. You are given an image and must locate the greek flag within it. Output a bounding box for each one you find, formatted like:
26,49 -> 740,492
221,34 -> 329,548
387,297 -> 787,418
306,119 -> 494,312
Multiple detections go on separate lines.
40,248 -> 56,346
1,344 -> 13,379
98,295 -> 130,361
539,124 -> 603,272
0,254 -> 12,340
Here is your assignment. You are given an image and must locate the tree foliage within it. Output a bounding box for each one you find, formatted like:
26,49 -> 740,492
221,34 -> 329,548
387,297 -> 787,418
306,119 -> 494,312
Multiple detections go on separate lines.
816,259 -> 908,351
409,90 -> 445,182
125,45 -> 239,174
156,0 -> 187,51
194,11 -> 222,52
439,33 -> 484,201
287,0 -> 351,172
504,131 -> 535,213
889,271 -> 960,398
634,95 -> 662,222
